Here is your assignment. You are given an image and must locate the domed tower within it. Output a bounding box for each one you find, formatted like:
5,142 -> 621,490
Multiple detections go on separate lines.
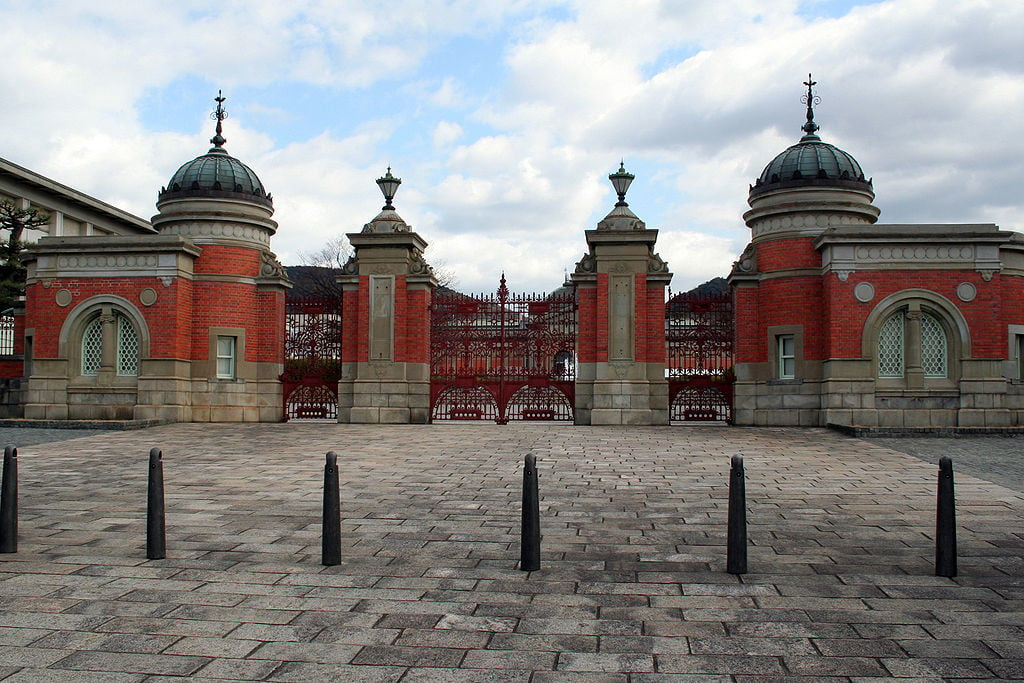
149,92 -> 290,421
730,76 -> 879,426
744,76 -> 879,244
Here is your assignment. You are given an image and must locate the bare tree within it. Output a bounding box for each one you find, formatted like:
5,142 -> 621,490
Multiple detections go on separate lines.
289,234 -> 458,298
0,199 -> 48,310
289,235 -> 351,299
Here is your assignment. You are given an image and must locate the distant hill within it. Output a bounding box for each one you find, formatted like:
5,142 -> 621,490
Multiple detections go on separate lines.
681,277 -> 729,297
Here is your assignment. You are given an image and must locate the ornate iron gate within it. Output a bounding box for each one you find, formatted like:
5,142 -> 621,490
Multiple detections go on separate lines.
666,290 -> 734,422
430,276 -> 576,423
280,297 -> 342,420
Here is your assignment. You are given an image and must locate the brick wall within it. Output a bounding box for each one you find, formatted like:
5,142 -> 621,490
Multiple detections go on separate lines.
26,278 -> 187,359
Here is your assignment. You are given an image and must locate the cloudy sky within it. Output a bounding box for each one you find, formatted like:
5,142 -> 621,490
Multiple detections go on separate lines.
3,0 -> 1022,294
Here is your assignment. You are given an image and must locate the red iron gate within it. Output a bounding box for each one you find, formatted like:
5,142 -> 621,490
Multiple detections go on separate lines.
666,290 -> 734,422
280,297 -> 342,420
430,276 -> 576,423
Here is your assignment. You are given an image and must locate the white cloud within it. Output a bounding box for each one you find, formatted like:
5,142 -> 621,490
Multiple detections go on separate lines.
432,121 -> 465,149
2,0 -> 1024,296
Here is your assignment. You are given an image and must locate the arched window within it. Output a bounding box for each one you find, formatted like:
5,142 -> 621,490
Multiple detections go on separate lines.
874,304 -> 954,384
78,311 -> 140,377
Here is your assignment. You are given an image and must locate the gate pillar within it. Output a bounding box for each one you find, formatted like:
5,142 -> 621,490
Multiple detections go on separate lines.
337,170 -> 437,424
571,165 -> 672,425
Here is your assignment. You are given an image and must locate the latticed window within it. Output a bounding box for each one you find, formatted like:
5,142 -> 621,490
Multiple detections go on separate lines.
80,311 -> 140,377
117,314 -> 139,376
878,311 -> 905,378
81,317 -> 104,376
921,313 -> 947,378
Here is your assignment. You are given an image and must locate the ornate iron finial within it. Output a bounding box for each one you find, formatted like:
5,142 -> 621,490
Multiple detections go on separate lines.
210,90 -> 228,149
801,74 -> 820,137
608,160 -> 635,207
498,272 -> 509,302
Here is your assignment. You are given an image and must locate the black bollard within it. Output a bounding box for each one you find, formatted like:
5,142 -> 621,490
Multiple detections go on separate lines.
520,453 -> 540,571
726,453 -> 747,575
935,455 -> 957,578
146,448 -> 166,560
322,450 -> 341,566
0,446 -> 17,553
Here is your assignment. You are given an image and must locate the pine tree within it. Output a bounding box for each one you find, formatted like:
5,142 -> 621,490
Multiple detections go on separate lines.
0,200 -> 48,311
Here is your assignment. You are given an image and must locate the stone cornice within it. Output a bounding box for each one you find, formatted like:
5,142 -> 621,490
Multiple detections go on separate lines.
348,231 -> 429,252
816,225 -> 1011,282
584,229 -> 659,248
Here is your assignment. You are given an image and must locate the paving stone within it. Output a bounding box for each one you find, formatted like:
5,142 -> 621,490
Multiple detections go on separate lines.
655,654 -> 786,675
268,661 -> 405,681
783,655 -> 890,676
349,644 -> 466,667
193,656 -> 282,680
0,669 -> 146,682
556,651 -> 655,672
51,650 -> 210,676
0,423 -> 1020,681
461,648 -> 557,670
401,668 -> 530,682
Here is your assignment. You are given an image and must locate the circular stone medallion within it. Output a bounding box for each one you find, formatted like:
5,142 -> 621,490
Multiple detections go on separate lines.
55,289 -> 73,307
139,288 -> 158,307
956,282 -> 977,302
853,282 -> 875,303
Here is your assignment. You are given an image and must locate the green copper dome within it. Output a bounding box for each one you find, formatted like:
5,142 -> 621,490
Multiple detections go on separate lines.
158,91 -> 272,208
750,76 -> 872,198
751,132 -> 871,197
159,147 -> 272,207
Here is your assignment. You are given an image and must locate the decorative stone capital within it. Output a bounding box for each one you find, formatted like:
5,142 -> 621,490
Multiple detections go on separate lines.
596,205 -> 646,231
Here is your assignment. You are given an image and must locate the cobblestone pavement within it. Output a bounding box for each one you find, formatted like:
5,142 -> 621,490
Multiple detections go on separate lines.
872,436 -> 1024,494
0,423 -> 1021,681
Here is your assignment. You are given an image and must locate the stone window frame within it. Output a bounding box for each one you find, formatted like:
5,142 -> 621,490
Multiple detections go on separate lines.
767,325 -> 803,382
215,335 -> 237,379
58,295 -> 150,384
862,289 -> 968,392
205,327 -> 250,382
1005,325 -> 1024,382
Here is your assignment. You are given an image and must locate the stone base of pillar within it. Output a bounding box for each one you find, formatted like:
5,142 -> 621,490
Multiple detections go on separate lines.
575,363 -> 669,426
338,362 -> 430,424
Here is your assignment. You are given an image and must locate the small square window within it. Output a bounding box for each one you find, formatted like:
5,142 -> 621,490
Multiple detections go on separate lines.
1017,335 -> 1024,381
777,334 -> 795,379
216,336 -> 236,379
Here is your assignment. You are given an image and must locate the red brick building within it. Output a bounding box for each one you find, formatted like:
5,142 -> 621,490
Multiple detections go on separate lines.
729,79 -> 1024,429
20,96 -> 290,421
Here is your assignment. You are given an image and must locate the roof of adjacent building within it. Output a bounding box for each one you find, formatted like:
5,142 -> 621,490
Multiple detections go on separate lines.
0,156 -> 154,234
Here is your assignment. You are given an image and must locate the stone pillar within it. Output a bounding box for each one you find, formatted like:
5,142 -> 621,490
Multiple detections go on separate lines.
571,187 -> 671,425
904,305 -> 925,390
337,199 -> 436,424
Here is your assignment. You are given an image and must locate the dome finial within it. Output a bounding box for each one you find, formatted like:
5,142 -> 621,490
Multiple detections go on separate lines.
210,90 -> 228,150
800,74 -> 820,138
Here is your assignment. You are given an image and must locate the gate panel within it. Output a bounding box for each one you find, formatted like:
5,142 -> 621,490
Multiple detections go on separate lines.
666,290 -> 734,422
280,297 -> 342,420
430,276 -> 576,423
